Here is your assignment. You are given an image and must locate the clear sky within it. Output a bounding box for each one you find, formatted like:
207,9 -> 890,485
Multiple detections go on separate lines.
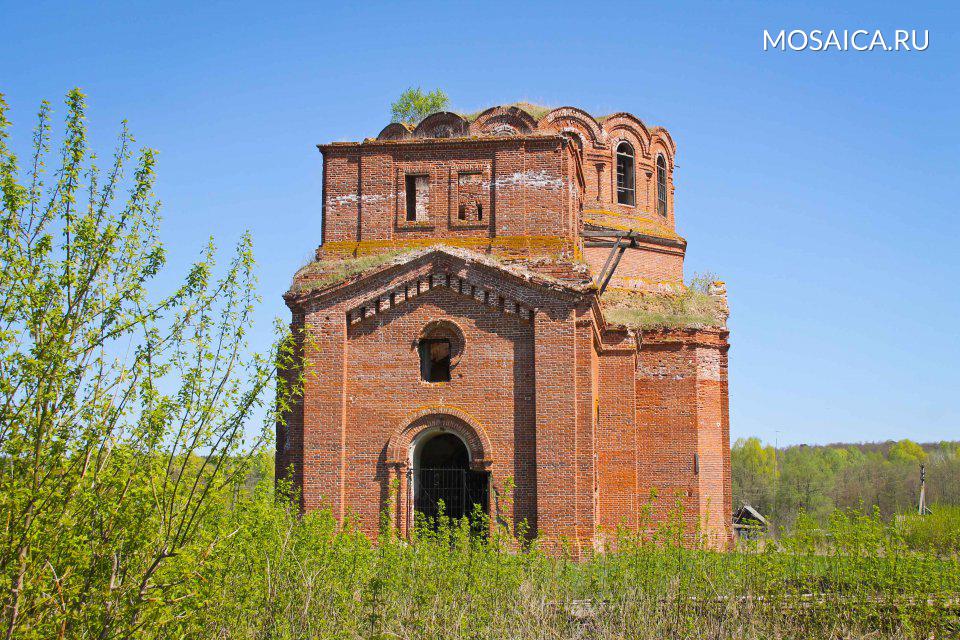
3,1 -> 958,446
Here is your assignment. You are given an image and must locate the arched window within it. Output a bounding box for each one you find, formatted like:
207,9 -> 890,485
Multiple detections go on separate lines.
656,154 -> 668,217
616,142 -> 635,206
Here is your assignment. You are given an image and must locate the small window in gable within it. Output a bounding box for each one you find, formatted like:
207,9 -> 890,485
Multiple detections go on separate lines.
419,338 -> 451,382
656,154 -> 668,217
476,202 -> 482,221
405,174 -> 429,222
616,142 -> 635,206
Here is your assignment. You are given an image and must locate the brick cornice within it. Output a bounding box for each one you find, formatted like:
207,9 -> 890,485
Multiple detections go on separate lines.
318,134 -> 564,154
639,327 -> 730,350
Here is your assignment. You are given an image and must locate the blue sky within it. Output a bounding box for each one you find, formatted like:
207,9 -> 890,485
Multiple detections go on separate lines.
3,1 -> 958,446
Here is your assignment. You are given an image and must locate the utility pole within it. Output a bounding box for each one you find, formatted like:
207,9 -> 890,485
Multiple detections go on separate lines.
918,463 -> 930,516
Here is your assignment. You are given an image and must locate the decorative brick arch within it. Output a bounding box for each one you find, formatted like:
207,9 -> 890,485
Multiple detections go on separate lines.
650,127 -> 677,167
539,107 -> 605,145
377,122 -> 413,140
470,106 -> 537,136
414,112 -> 469,139
386,407 -> 493,471
601,113 -> 651,157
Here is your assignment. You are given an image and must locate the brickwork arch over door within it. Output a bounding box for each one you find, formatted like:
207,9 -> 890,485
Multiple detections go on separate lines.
386,409 -> 493,535
386,408 -> 493,472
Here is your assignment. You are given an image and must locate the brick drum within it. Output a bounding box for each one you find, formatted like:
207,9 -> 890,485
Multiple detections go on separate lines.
279,104 -> 732,554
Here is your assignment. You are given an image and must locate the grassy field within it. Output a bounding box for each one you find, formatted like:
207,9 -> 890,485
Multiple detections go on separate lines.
171,480 -> 960,640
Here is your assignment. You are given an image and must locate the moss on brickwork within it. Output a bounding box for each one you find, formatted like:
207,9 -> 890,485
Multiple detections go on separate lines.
584,210 -> 683,241
319,236 -> 580,259
601,276 -> 725,330
292,250 -> 411,293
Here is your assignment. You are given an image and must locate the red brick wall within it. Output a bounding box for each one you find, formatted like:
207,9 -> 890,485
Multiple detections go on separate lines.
283,253 -> 590,541
319,137 -> 580,245
582,244 -> 685,288
282,107 -> 732,554
596,339 -> 639,535
283,255 -> 732,550
344,288 -> 536,538
634,330 -> 732,545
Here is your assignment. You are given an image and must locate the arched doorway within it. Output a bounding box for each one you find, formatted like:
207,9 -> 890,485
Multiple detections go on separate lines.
412,432 -> 489,524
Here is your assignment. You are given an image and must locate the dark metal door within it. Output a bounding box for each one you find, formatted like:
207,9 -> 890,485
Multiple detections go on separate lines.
413,467 -> 489,521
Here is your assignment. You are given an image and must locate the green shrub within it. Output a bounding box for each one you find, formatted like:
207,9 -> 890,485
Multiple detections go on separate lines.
602,274 -> 725,330
900,505 -> 960,553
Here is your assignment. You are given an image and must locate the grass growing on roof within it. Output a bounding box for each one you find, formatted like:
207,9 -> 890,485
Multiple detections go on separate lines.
292,250 -> 410,292
459,102 -> 555,122
602,274 -> 724,330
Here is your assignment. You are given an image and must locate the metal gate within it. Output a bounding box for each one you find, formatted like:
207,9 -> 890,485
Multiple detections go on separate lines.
412,467 -> 489,522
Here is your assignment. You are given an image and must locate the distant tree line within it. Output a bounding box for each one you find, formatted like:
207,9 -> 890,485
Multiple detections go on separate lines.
732,437 -> 960,530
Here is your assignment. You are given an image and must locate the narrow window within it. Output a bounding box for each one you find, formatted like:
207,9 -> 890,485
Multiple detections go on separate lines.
475,202 -> 483,221
405,174 -> 429,222
616,142 -> 635,206
419,338 -> 451,382
457,172 -> 482,224
656,154 -> 668,217
405,175 -> 417,222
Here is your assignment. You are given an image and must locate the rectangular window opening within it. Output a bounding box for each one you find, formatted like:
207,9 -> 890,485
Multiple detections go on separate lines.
405,175 -> 418,222
419,338 -> 451,382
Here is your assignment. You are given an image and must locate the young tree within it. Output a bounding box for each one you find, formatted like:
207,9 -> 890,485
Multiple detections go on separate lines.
390,87 -> 449,124
0,90 -> 295,638
731,437 -> 777,515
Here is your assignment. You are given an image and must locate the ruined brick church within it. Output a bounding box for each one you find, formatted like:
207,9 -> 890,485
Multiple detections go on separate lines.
278,104 -> 732,552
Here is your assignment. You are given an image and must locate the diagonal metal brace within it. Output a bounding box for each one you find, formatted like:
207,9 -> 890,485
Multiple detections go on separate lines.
596,231 -> 637,297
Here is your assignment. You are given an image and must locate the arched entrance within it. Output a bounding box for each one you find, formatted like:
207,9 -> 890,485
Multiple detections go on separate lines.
412,431 -> 489,524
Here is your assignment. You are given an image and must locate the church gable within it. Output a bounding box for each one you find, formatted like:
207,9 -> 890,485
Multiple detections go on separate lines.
287,246 -> 584,323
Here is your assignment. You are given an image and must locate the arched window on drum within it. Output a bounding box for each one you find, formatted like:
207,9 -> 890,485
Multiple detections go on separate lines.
656,154 -> 668,217
616,142 -> 635,206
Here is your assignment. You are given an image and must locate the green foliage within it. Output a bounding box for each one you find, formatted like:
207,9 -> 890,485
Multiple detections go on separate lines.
731,437 -> 778,514
900,505 -> 960,553
889,438 -> 927,463
732,438 -> 960,533
178,479 -> 960,639
602,274 -> 725,329
0,91 -> 294,639
3,90 -> 957,639
390,87 -> 450,124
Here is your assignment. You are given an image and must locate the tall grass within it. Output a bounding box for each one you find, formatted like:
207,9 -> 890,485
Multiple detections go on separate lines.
181,481 -> 960,639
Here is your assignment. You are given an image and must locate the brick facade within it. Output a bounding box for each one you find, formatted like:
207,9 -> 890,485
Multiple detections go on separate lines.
280,105 -> 732,553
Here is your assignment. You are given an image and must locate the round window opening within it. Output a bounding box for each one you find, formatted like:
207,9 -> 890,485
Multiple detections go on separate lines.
416,320 -> 464,383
